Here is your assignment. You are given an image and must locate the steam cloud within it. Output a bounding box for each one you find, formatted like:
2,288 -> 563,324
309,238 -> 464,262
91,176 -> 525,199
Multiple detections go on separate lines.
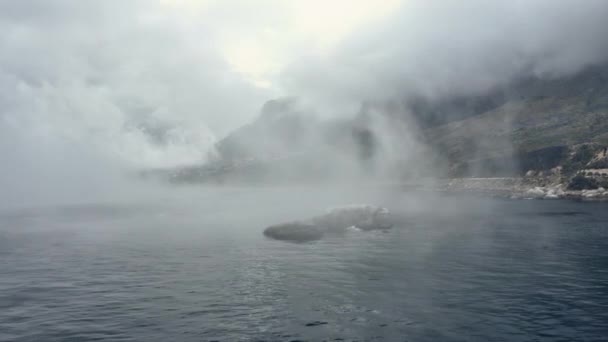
1,0 -> 608,206
282,0 -> 608,110
0,0 -> 269,206
278,0 -> 608,180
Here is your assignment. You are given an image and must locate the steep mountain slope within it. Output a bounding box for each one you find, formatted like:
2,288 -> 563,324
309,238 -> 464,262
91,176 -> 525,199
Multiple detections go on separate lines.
145,63 -> 608,184
423,63 -> 608,177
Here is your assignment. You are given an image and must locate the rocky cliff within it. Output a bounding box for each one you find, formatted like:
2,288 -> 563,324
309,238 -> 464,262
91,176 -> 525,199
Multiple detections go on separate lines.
144,62 -> 608,189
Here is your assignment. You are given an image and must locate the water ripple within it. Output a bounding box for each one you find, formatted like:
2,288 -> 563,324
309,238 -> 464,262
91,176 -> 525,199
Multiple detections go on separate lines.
1,195 -> 607,341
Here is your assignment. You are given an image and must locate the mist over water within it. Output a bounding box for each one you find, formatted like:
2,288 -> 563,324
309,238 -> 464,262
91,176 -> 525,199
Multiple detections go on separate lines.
2,189 -> 608,341
2,1 -> 608,341
1,0 -> 608,207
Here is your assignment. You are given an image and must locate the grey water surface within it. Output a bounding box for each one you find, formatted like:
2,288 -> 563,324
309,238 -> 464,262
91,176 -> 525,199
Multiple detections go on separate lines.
1,187 -> 607,341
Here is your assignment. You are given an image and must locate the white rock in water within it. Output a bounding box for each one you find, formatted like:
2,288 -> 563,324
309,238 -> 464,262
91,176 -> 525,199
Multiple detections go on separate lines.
545,192 -> 559,199
525,187 -> 546,198
544,187 -> 563,199
313,205 -> 393,231
584,190 -> 600,198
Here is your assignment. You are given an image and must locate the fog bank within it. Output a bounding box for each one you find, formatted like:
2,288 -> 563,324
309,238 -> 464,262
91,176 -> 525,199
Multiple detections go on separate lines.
2,0 -> 608,207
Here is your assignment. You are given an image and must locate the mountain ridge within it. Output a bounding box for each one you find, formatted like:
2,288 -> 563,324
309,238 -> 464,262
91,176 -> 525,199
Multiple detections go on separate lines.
143,62 -> 608,186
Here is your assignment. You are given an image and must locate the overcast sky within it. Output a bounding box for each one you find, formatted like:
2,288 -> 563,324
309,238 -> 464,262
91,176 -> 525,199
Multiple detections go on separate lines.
1,0 -> 608,205
0,0 -> 405,168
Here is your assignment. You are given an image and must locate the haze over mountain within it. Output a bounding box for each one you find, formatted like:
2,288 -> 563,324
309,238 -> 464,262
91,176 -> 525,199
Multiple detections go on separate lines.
156,61 -> 608,184
2,0 -> 608,204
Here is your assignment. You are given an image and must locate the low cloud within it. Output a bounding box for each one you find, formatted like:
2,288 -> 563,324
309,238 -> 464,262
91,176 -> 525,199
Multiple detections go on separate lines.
282,0 -> 608,109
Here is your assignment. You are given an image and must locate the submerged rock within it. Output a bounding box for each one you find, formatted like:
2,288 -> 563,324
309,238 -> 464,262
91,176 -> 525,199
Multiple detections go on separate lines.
263,222 -> 324,242
305,321 -> 328,327
263,205 -> 393,242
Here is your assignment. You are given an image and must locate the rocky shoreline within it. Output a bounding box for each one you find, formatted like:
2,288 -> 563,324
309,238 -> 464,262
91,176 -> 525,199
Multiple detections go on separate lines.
432,177 -> 608,202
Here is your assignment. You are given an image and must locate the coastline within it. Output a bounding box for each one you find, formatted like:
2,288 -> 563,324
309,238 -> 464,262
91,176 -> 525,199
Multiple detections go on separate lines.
428,177 -> 608,202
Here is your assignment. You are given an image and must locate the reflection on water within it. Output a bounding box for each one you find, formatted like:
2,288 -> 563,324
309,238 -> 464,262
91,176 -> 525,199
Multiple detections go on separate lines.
1,188 -> 607,341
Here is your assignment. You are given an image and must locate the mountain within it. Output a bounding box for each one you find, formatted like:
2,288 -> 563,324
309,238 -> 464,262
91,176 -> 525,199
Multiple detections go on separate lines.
142,98 -> 384,183
145,62 -> 608,185
422,63 -> 608,177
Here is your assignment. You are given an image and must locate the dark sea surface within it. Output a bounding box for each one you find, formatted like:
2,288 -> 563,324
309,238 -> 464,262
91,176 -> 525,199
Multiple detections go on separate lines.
1,186 -> 607,342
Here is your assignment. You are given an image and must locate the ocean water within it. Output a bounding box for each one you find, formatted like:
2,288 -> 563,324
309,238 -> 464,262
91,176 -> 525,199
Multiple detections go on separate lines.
1,186 -> 607,341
